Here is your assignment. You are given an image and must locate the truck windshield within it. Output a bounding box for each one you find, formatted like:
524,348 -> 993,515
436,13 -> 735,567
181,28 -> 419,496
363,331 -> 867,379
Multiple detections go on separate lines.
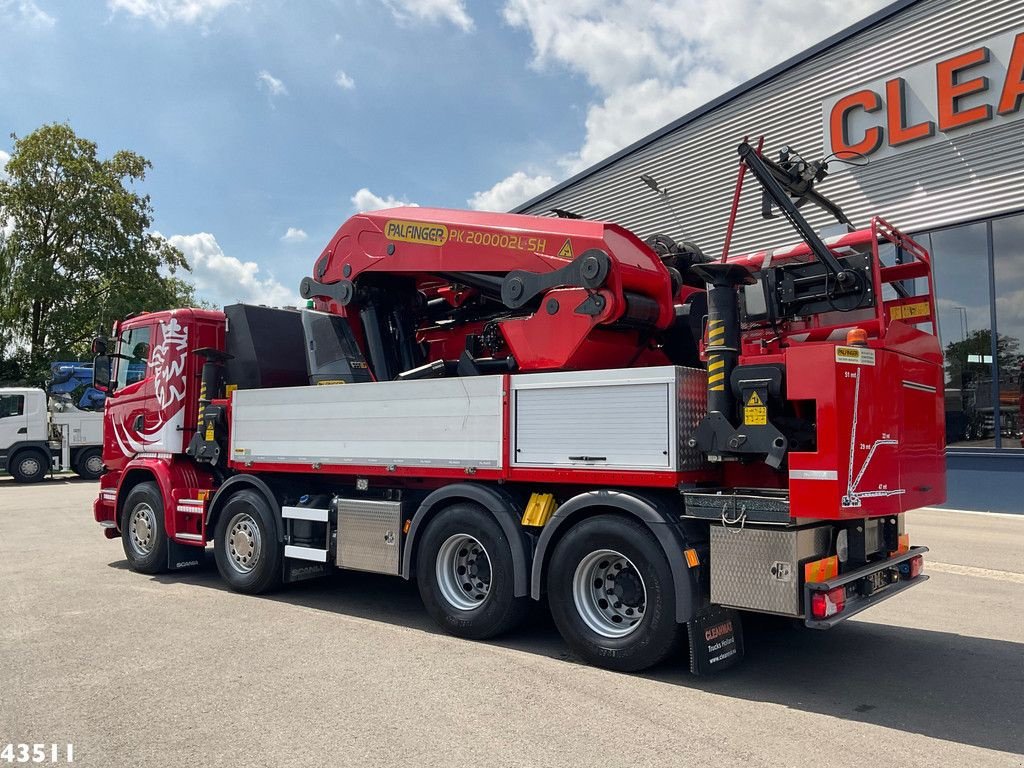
114,327 -> 152,390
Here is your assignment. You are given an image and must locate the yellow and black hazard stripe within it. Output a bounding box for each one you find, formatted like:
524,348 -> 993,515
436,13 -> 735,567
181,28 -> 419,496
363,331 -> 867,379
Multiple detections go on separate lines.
706,319 -> 727,392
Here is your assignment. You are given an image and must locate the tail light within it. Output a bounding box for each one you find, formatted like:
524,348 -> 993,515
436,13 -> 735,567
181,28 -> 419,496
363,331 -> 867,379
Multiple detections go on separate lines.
810,586 -> 846,619
899,553 -> 924,579
909,554 -> 924,579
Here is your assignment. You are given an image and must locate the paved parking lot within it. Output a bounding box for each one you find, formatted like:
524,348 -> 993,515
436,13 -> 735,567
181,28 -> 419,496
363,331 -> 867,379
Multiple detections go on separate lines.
1,477 -> 1022,767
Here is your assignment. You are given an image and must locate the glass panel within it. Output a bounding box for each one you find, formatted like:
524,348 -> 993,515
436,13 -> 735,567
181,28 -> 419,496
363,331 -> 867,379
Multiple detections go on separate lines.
929,222 -> 994,448
0,394 -> 25,418
114,326 -> 152,390
992,214 -> 1024,449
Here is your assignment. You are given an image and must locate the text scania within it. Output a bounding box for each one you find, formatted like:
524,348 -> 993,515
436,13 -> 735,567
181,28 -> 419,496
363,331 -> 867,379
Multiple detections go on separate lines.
448,228 -> 547,253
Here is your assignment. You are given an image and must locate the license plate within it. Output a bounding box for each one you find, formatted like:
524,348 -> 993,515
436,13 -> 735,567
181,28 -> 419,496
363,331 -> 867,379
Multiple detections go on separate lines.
859,569 -> 891,597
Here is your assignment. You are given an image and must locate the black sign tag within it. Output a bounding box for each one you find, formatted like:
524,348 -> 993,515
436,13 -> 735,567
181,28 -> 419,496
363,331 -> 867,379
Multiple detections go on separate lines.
166,538 -> 205,571
283,559 -> 329,584
688,605 -> 744,675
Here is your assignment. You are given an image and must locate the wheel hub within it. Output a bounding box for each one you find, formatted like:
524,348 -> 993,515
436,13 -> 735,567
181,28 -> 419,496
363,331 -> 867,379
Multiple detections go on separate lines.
610,568 -> 643,607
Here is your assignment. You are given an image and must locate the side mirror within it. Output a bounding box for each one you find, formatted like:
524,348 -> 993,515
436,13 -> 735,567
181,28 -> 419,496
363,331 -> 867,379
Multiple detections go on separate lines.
91,336 -> 108,355
93,354 -> 112,393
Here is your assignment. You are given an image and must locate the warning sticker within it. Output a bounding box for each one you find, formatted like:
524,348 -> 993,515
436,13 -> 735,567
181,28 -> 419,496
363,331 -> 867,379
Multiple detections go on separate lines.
557,239 -> 574,260
890,301 -> 931,321
743,391 -> 767,425
835,346 -> 876,366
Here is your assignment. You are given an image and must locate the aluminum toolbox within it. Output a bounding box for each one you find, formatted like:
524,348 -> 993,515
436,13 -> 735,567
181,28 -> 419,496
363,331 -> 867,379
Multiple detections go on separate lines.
335,498 -> 403,575
710,524 -> 833,616
510,365 -> 706,471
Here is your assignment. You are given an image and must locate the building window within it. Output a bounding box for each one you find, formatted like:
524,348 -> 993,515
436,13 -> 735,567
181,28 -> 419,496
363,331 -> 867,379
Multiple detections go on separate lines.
927,222 -> 994,448
992,214 -> 1024,450
926,215 -> 1024,451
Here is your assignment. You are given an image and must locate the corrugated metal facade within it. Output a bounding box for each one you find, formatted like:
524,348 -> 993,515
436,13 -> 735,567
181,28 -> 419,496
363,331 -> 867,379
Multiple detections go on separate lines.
516,0 -> 1024,257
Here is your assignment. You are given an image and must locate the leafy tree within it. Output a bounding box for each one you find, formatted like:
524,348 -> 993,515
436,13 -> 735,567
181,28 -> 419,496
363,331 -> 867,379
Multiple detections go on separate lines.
0,123 -> 197,384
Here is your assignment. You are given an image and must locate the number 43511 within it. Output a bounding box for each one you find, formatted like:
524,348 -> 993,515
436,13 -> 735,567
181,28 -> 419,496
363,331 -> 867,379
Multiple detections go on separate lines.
0,744 -> 74,764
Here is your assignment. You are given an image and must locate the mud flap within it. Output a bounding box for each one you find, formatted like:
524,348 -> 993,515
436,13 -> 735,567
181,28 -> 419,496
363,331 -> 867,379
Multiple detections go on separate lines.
166,539 -> 205,571
283,559 -> 329,584
688,605 -> 744,675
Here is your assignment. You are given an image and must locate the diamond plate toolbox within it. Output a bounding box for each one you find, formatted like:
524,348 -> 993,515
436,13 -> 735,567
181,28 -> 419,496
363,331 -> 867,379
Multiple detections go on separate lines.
710,525 -> 832,616
335,498 -> 404,575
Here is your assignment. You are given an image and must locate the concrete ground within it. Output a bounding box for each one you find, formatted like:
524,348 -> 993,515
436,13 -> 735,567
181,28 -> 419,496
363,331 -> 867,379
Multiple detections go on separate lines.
1,477 -> 1021,768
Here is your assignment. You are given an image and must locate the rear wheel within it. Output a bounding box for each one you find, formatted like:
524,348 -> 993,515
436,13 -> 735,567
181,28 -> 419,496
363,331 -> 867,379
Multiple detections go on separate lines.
9,449 -> 48,483
121,481 -> 168,574
416,503 -> 529,640
213,489 -> 282,594
548,515 -> 684,672
74,447 -> 104,480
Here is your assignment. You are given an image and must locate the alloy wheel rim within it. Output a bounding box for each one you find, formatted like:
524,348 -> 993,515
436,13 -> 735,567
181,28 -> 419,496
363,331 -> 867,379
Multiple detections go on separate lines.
128,502 -> 157,556
225,512 -> 262,574
435,533 -> 491,611
572,548 -> 647,638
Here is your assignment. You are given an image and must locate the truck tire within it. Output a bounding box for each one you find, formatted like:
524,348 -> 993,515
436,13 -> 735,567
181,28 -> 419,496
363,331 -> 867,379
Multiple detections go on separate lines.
416,503 -> 530,640
547,515 -> 684,672
74,448 -> 104,480
213,489 -> 282,594
9,449 -> 49,483
121,481 -> 169,574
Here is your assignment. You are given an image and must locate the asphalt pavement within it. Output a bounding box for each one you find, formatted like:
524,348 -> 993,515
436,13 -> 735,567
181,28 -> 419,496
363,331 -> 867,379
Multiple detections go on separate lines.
1,477 -> 1021,767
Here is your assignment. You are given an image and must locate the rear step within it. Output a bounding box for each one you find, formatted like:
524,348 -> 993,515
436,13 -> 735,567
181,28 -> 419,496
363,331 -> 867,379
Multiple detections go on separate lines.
683,487 -> 792,525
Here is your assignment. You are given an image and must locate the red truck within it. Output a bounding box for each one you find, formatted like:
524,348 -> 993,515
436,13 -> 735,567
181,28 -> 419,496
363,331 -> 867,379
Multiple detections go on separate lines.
92,144 -> 942,673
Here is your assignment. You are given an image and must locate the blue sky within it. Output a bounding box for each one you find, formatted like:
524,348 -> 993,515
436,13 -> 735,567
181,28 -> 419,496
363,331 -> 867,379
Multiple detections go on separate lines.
0,0 -> 888,307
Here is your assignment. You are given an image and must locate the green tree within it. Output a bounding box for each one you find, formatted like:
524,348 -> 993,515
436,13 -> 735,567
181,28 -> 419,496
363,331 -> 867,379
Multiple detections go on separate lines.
0,123 -> 197,384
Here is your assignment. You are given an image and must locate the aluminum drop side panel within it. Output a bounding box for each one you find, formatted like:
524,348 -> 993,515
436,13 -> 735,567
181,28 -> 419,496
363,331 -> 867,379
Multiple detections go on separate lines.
230,376 -> 504,468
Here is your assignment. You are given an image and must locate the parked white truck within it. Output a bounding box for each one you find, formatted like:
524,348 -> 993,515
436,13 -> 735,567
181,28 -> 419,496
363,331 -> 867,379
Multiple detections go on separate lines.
0,387 -> 104,482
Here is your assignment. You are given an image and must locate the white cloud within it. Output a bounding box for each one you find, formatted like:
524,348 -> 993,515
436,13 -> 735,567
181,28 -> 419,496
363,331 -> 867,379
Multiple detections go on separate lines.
257,69 -> 287,97
485,0 -> 891,201
164,232 -> 300,308
351,187 -> 419,213
381,0 -> 473,32
468,171 -> 556,212
281,226 -> 308,243
334,70 -> 356,90
0,1 -> 56,28
107,0 -> 236,25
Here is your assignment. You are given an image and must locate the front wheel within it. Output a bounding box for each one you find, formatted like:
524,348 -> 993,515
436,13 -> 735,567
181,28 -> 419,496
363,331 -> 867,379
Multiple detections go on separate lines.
416,503 -> 530,640
213,489 -> 282,594
547,515 -> 684,672
121,481 -> 168,574
9,449 -> 48,483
